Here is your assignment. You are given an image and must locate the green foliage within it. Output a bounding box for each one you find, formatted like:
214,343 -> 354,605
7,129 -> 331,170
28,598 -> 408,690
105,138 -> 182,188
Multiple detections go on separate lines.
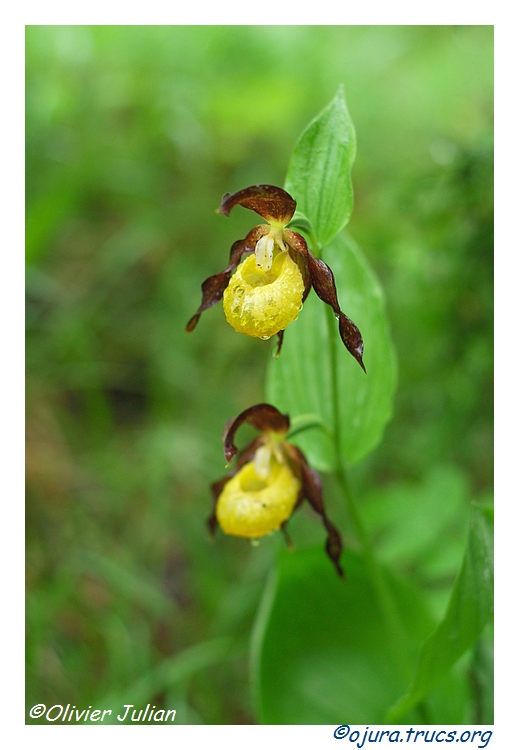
267,232 -> 397,470
387,505 -> 494,721
360,464 -> 471,580
285,87 -> 356,248
252,547 -> 469,724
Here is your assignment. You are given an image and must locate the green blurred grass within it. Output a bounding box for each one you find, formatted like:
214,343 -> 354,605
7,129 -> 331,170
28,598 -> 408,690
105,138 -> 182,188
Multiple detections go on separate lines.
26,25 -> 493,723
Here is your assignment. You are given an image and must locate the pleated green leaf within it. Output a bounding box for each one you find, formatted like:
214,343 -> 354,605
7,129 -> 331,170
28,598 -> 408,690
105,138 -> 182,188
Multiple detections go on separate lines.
285,86 -> 356,248
267,233 -> 397,471
386,505 -> 494,721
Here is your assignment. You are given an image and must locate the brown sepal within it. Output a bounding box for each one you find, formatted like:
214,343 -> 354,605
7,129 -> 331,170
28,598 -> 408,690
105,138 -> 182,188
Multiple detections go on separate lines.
186,226 -> 268,332
218,185 -> 296,226
306,252 -> 366,373
286,444 -> 344,578
222,404 -> 290,464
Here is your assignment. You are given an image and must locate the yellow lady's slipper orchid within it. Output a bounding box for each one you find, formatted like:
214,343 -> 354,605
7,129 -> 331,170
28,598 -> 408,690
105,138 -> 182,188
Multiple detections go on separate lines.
223,251 -> 305,340
186,185 -> 365,370
216,455 -> 301,538
208,403 -> 344,577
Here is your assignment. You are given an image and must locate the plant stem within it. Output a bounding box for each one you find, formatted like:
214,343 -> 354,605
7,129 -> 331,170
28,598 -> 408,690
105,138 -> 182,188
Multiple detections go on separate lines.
325,304 -> 414,686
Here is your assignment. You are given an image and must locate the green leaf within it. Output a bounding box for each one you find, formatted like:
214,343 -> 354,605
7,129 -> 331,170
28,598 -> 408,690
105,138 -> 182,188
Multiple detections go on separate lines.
252,546 -> 469,724
285,86 -> 356,248
267,233 -> 397,471
360,465 -> 470,569
386,505 -> 494,721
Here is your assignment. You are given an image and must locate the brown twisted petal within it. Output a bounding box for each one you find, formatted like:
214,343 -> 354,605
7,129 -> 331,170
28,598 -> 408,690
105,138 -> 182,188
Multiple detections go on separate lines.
207,436 -> 263,536
218,185 -> 296,226
186,226 -> 268,332
306,252 -> 366,373
283,229 -> 312,303
222,403 -> 290,464
285,444 -> 344,578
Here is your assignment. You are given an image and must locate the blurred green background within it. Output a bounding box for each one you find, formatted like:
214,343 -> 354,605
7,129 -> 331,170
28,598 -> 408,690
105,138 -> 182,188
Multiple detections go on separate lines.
26,25 -> 493,723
